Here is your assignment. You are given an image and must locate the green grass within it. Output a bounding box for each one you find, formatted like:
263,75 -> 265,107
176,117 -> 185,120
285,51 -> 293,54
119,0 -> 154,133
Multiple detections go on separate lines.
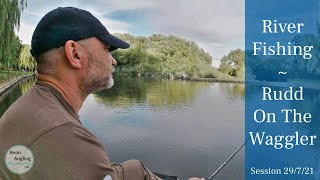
0,70 -> 33,85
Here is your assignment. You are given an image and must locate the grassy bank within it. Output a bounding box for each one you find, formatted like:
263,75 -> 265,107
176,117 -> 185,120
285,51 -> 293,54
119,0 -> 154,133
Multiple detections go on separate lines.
0,70 -> 33,85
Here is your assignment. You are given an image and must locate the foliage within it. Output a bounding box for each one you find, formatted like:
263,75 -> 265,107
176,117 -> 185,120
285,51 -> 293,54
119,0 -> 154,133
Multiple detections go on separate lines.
188,64 -> 224,78
18,45 -> 36,71
112,34 -> 213,78
0,0 -> 27,77
219,49 -> 244,78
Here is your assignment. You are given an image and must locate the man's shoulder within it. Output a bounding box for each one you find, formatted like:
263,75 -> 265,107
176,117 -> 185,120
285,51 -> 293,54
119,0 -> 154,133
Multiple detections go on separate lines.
0,121 -> 110,180
1,84 -> 77,123
0,84 -> 80,149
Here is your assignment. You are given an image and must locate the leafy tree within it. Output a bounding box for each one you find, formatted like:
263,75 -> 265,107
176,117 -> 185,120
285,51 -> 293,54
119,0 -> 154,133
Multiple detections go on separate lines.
219,49 -> 244,77
112,34 -> 213,78
18,45 -> 36,72
0,0 -> 27,79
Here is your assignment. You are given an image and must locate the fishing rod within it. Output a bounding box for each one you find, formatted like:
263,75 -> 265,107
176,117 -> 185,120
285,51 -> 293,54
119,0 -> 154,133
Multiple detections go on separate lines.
206,121 -> 265,180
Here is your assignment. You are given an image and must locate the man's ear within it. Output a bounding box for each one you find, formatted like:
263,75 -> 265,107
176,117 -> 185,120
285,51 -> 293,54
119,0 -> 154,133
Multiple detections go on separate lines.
64,40 -> 85,69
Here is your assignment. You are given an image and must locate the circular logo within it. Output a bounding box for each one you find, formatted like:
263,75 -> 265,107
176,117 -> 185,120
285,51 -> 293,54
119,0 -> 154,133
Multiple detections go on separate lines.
5,145 -> 34,174
103,175 -> 112,180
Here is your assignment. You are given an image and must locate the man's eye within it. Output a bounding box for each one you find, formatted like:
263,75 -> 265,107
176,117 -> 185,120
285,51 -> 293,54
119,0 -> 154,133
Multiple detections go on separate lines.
105,49 -> 111,54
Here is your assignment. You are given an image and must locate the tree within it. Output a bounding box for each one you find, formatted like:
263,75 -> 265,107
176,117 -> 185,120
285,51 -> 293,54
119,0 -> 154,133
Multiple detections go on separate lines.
19,45 -> 36,73
0,0 -> 27,79
112,33 -> 213,77
219,49 -> 244,77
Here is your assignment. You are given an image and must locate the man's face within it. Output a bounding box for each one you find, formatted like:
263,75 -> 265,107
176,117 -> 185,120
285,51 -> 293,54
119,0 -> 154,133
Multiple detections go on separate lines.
80,38 -> 116,94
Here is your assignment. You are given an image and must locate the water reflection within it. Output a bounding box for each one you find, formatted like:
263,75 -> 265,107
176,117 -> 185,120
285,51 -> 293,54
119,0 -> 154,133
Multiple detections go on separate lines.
219,83 -> 245,101
93,77 -> 210,108
0,77 -> 35,117
81,77 -> 245,179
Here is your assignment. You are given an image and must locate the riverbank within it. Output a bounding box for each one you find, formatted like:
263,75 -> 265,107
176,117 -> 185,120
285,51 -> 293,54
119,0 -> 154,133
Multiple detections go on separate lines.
189,77 -> 244,83
0,70 -> 33,85
117,73 -> 245,84
0,75 -> 33,102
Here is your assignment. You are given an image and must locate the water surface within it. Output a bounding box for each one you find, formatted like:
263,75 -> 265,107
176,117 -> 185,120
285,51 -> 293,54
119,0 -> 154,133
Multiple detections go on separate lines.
0,77 -> 245,179
80,77 -> 245,179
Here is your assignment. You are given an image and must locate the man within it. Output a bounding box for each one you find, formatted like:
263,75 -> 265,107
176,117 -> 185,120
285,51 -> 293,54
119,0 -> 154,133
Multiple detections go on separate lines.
0,7 -> 203,180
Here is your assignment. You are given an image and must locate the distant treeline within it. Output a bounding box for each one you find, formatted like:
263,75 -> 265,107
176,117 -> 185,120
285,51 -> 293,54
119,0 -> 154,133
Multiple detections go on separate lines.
112,33 -> 233,79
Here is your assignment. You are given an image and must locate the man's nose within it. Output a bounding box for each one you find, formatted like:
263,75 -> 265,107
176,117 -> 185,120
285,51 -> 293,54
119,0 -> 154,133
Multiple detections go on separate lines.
111,56 -> 117,66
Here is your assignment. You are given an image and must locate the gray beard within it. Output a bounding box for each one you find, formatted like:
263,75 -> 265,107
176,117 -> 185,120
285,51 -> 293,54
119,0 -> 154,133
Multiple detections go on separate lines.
93,76 -> 114,92
81,52 -> 115,95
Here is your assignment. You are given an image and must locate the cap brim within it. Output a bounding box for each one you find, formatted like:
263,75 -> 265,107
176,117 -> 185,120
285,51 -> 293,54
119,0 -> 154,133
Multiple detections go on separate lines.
97,34 -> 130,52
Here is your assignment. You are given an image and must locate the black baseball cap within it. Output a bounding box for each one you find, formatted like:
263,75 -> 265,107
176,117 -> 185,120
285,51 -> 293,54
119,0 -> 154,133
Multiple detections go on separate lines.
31,7 -> 130,57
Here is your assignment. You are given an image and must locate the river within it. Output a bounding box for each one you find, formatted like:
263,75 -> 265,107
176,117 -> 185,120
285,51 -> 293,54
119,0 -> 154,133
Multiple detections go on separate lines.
0,76 -> 244,179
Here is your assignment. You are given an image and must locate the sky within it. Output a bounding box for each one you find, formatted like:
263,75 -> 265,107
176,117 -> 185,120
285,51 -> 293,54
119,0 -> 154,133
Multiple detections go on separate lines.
18,0 -> 244,67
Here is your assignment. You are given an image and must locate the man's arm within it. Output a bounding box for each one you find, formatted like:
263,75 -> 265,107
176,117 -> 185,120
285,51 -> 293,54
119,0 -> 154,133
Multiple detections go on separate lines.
25,122 -> 160,180
112,160 -> 161,180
